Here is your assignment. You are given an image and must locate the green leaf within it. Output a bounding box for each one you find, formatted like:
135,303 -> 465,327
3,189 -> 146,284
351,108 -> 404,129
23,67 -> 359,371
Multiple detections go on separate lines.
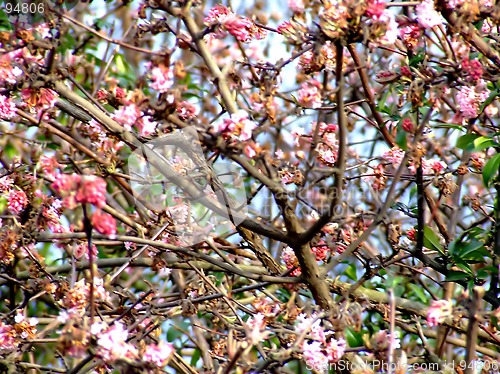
395,127 -> 407,150
483,152 -> 500,186
166,326 -> 183,342
4,142 -> 17,158
465,226 -> 486,239
455,261 -> 473,274
479,89 -> 499,113
450,240 -> 484,259
408,50 -> 425,67
433,123 -> 465,131
0,10 -> 13,31
409,185 -> 418,203
445,270 -> 470,282
115,54 -> 129,75
423,226 -> 445,255
377,89 -> 392,112
456,134 -> 480,150
380,105 -> 393,116
344,263 -> 358,281
345,327 -> 364,347
476,266 -> 497,280
0,196 -> 7,213
457,241 -> 489,260
191,348 -> 201,366
473,136 -> 499,152
408,283 -> 428,303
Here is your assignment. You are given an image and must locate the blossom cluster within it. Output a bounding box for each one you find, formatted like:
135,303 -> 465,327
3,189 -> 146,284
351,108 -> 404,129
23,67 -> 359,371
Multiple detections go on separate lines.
59,277 -> 110,319
456,82 -> 490,120
51,173 -> 116,235
213,110 -> 257,142
281,239 -> 335,276
295,313 -> 347,368
292,122 -> 339,166
381,146 -> 446,175
204,5 -> 266,43
0,94 -> 16,120
317,0 -> 398,44
52,173 -> 107,208
0,175 -> 28,215
113,103 -> 158,137
427,299 -> 453,327
0,312 -> 38,352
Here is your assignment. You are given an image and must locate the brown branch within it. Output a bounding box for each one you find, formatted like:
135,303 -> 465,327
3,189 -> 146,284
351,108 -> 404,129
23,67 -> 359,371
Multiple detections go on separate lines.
297,41 -> 348,245
61,13 -> 167,57
330,278 -> 500,347
34,232 -> 297,284
436,0 -> 500,67
347,44 -> 396,147
52,81 -> 288,243
465,286 -> 485,374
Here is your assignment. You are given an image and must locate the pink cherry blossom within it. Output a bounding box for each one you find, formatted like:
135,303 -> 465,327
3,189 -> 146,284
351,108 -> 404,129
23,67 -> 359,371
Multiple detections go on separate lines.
321,41 -> 337,71
446,0 -> 466,8
408,158 -> 446,175
168,203 -> 190,224
243,313 -> 270,345
75,176 -> 107,208
96,322 -> 138,362
311,241 -> 329,261
51,173 -> 81,209
303,341 -> 329,369
176,100 -> 197,120
7,189 -> 28,214
456,83 -> 490,119
282,246 -> 301,276
0,94 -> 16,119
43,205 -> 66,233
366,0 -> 386,19
288,0 -> 305,13
407,227 -> 417,241
461,58 -> 483,83
113,104 -> 141,131
0,321 -> 17,350
148,63 -> 174,93
377,10 -> 399,45
416,0 -> 444,29
0,176 -> 13,193
243,142 -> 258,158
204,5 -> 264,42
326,337 -> 346,362
20,88 -> 58,110
299,50 -> 316,73
277,21 -> 307,44
297,79 -> 322,109
382,147 -> 405,168
73,243 -> 98,260
223,16 -> 256,43
0,53 -> 24,85
143,341 -> 175,367
91,209 -> 117,236
204,4 -> 232,25
40,155 -> 61,179
316,131 -> 339,166
136,116 -> 158,137
38,88 -> 59,109
402,118 -> 414,132
215,110 -> 257,141
427,299 -> 452,327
